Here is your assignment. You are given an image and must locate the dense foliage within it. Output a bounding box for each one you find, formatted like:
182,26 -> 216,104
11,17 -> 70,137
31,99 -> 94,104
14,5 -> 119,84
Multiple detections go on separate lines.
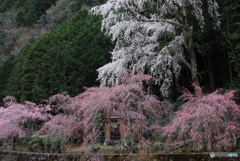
221,0 -> 240,104
0,0 -> 107,27
0,0 -> 106,62
0,9 -> 113,104
0,55 -> 15,103
222,1 -> 240,74
15,0 -> 57,26
0,0 -> 57,26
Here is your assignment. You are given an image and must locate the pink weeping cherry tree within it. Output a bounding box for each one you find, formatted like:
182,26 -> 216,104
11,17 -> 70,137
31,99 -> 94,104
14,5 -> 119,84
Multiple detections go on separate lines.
74,72 -> 173,151
38,92 -> 83,146
40,72 -> 172,152
162,86 -> 240,152
0,96 -> 52,149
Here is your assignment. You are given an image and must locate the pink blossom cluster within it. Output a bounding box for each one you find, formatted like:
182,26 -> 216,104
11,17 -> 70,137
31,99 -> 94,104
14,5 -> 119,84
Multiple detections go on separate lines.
74,74 -> 171,148
0,96 -> 52,145
1,75 -> 238,153
40,74 -> 169,149
163,88 -> 240,151
3,95 -> 17,107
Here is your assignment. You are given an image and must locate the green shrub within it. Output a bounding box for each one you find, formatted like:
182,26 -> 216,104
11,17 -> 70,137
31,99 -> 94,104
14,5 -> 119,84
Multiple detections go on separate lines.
29,135 -> 46,152
153,142 -> 164,152
45,135 -> 63,153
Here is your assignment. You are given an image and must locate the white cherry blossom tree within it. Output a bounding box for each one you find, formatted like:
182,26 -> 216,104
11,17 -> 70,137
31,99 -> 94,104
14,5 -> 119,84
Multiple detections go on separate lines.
91,0 -> 220,96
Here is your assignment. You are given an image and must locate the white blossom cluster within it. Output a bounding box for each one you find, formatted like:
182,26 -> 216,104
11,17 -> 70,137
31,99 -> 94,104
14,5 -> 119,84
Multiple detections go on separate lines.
90,0 -> 220,97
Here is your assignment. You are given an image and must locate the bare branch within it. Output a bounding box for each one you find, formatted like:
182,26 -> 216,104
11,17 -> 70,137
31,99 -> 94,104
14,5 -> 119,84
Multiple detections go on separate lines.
163,0 -> 183,24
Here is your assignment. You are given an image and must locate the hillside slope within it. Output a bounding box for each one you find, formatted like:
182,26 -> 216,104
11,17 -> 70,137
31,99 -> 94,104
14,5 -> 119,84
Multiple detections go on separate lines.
0,9 -> 113,104
0,0 -> 106,61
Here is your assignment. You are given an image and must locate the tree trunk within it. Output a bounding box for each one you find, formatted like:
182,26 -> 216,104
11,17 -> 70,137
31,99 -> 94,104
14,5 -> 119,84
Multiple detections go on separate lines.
233,134 -> 237,149
182,1 -> 201,97
183,26 -> 201,96
228,55 -> 233,83
207,53 -> 215,91
12,137 -> 16,150
42,145 -> 45,153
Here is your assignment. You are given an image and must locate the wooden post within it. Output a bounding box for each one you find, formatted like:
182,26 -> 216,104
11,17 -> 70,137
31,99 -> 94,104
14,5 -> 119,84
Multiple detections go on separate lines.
120,120 -> 125,140
105,121 -> 110,141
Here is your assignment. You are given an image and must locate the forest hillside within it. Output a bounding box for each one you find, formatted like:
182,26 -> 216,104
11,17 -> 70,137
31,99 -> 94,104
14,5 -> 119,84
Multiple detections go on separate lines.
0,0 -> 239,155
